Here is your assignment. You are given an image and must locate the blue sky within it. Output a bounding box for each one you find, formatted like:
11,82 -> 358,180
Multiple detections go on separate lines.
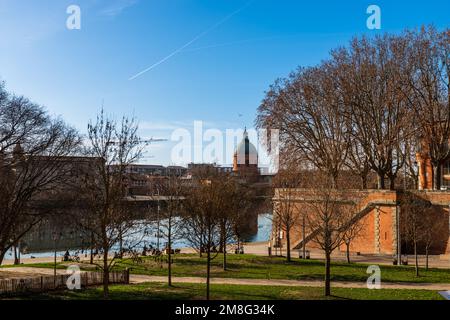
0,0 -> 448,165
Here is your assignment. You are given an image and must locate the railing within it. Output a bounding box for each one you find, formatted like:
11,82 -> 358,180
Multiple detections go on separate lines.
0,270 -> 129,297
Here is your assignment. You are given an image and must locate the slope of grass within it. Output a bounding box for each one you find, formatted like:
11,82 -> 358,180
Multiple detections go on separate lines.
5,254 -> 450,284
109,254 -> 450,284
29,282 -> 445,300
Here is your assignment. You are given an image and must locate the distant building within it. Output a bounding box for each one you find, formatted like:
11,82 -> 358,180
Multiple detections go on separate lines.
125,164 -> 188,177
187,129 -> 273,184
233,128 -> 259,179
123,164 -> 188,195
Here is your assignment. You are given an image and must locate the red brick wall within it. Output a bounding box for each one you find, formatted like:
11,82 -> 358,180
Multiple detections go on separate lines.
275,189 -> 450,255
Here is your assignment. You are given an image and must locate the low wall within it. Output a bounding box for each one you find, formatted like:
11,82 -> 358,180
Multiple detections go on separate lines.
0,270 -> 129,296
273,189 -> 450,255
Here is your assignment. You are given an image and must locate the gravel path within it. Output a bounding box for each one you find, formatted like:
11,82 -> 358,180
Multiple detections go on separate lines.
128,274 -> 450,291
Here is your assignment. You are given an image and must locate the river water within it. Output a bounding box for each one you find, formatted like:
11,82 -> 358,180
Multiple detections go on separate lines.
5,213 -> 273,260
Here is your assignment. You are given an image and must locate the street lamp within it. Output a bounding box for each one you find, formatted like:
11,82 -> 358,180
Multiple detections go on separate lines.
396,205 -> 401,266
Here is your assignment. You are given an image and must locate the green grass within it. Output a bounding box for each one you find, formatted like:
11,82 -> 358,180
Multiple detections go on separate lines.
107,254 -> 450,284
5,254 -> 450,284
1,262 -> 66,269
27,282 -> 445,300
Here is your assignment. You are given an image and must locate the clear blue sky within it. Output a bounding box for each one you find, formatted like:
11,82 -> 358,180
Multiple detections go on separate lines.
0,0 -> 448,165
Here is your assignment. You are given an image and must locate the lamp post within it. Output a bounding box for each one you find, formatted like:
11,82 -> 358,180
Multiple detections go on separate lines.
396,206 -> 401,266
302,214 -> 306,260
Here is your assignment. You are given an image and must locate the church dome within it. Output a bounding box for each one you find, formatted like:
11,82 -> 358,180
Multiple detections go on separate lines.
234,129 -> 258,168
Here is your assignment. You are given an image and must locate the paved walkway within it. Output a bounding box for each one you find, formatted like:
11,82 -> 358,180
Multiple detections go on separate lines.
2,267 -> 449,291
129,274 -> 450,291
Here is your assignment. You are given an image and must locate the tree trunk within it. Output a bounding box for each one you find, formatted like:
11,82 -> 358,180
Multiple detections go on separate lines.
414,241 -> 419,277
361,175 -> 368,190
389,176 -> 396,190
168,226 -> 172,286
90,232 -> 94,264
324,250 -> 331,296
118,232 -> 123,259
206,246 -> 211,300
286,228 -> 291,262
346,242 -> 351,263
0,250 -> 6,266
13,245 -> 19,265
425,246 -> 429,271
377,172 -> 385,189
223,237 -> 227,271
433,163 -> 441,190
103,247 -> 110,299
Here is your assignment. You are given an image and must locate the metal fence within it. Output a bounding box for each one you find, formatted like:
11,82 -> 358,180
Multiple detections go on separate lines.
0,270 -> 129,296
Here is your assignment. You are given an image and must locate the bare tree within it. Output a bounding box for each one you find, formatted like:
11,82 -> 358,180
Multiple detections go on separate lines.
0,85 -> 81,264
334,34 -> 412,189
404,27 -> 450,190
345,140 -> 372,189
400,192 -> 431,277
303,175 -> 356,296
272,167 -> 302,262
181,173 -> 227,300
152,174 -> 184,286
421,209 -> 447,270
341,211 -> 366,263
76,109 -> 144,298
403,136 -> 420,190
256,63 -> 350,188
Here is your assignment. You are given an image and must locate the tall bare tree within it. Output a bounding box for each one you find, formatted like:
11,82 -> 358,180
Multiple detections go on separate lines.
303,175 -> 356,296
0,85 -> 81,264
256,63 -> 350,188
152,174 -> 184,286
181,172 -> 228,300
421,208 -> 447,270
272,167 -> 302,262
404,27 -> 450,190
334,34 -> 412,189
400,192 -> 431,277
76,109 -> 144,298
341,211 -> 366,264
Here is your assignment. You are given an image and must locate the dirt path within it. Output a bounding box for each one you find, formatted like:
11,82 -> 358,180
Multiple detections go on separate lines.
129,274 -> 450,291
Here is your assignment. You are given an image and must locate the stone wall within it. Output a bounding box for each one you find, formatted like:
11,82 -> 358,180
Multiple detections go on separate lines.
273,189 -> 450,255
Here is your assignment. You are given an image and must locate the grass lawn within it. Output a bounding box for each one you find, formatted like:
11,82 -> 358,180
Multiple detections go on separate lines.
27,282 -> 445,300
4,254 -> 450,284
111,254 -> 450,284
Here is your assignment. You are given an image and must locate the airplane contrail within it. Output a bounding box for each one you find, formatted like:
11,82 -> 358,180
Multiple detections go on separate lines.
128,1 -> 253,81
179,35 -> 284,53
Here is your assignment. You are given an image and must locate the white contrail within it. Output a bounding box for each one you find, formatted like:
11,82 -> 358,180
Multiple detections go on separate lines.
128,1 -> 253,81
179,35 -> 283,53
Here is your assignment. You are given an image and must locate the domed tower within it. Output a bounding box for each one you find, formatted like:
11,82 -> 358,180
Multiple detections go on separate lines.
233,128 -> 258,177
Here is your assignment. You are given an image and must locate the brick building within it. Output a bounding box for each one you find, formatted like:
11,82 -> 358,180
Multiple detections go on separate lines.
273,149 -> 450,257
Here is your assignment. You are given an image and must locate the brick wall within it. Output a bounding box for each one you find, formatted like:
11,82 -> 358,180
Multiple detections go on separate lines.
274,189 -> 450,255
